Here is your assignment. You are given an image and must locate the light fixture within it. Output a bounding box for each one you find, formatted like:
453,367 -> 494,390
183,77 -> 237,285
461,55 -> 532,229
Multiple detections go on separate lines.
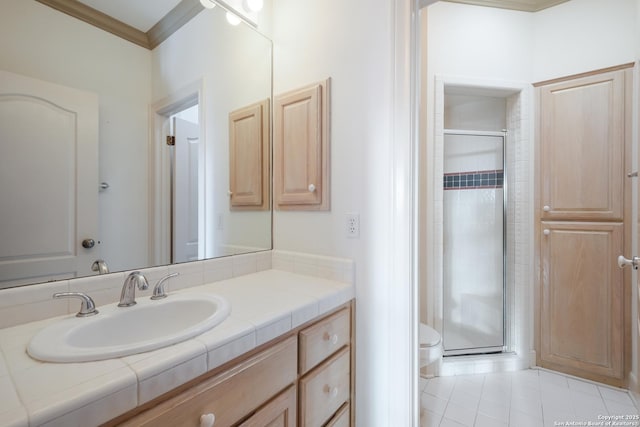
226,11 -> 241,26
200,0 -> 216,9
244,0 -> 263,12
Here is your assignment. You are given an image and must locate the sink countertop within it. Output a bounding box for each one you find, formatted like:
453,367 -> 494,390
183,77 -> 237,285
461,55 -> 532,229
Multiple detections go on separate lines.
0,269 -> 354,427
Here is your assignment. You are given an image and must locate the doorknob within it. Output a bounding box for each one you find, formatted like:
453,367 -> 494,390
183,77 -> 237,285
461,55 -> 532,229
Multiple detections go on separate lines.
81,238 -> 95,249
617,255 -> 639,270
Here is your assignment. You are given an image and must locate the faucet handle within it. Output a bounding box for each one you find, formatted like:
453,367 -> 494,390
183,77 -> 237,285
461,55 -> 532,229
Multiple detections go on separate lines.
54,292 -> 99,317
151,273 -> 179,300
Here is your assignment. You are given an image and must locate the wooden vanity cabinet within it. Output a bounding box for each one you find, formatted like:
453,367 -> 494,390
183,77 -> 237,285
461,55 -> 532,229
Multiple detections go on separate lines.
104,302 -> 354,427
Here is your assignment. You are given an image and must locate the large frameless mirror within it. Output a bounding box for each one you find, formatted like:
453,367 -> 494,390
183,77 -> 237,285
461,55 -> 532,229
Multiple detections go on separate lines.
0,0 -> 272,289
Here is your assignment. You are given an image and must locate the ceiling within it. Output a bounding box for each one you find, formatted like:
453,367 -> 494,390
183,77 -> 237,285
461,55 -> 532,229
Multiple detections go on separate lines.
36,0 -> 257,49
38,0 -> 571,50
75,0 -> 182,32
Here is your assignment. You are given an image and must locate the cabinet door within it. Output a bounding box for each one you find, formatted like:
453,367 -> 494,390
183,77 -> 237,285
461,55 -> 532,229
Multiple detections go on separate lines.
239,386 -> 296,427
229,99 -> 270,210
274,79 -> 330,211
538,69 -> 625,221
539,222 -> 624,382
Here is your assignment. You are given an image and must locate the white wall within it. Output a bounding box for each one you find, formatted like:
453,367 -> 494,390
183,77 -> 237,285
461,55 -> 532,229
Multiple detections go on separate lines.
0,0 -> 151,273
270,0 -> 411,424
532,0 -> 638,82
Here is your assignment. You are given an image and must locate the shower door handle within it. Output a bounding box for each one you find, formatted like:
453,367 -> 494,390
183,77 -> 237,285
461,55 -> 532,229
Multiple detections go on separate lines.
617,255 -> 639,270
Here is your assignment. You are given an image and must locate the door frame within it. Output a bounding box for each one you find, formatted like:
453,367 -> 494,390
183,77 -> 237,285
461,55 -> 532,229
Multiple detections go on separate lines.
149,80 -> 205,267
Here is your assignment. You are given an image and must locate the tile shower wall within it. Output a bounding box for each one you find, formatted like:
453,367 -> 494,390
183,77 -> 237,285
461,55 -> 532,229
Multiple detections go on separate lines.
0,251 -> 355,329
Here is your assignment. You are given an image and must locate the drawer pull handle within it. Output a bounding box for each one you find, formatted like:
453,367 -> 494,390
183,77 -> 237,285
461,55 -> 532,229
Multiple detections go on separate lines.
324,384 -> 339,398
323,332 -> 339,345
200,413 -> 215,427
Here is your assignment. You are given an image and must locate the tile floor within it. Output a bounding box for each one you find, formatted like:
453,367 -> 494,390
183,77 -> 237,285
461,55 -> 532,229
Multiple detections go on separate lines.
420,369 -> 640,427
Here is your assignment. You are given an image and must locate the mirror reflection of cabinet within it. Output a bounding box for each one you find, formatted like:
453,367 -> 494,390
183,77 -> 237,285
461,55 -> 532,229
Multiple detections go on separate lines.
274,79 -> 331,211
229,99 -> 270,211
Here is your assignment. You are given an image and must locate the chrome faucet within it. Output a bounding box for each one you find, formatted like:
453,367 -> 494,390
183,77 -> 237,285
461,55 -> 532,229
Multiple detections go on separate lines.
151,272 -> 179,300
118,271 -> 149,307
54,292 -> 99,317
91,259 -> 109,274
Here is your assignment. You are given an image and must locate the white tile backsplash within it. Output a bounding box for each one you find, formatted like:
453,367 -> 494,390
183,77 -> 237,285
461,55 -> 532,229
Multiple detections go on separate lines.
271,250 -> 355,284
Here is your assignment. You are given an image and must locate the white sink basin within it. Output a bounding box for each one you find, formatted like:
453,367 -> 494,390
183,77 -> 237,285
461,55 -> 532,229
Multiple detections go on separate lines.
27,293 -> 231,363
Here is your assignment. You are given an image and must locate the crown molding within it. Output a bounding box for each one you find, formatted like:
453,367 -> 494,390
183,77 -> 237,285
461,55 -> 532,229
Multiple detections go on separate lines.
35,0 -> 203,50
441,0 -> 571,12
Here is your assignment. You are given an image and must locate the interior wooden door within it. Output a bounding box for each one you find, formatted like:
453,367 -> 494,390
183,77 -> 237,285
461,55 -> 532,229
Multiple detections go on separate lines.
173,117 -> 200,263
0,70 -> 98,287
536,64 -> 632,386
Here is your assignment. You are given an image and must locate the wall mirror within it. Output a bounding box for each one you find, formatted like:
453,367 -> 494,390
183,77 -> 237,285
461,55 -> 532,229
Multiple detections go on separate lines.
0,0 -> 273,289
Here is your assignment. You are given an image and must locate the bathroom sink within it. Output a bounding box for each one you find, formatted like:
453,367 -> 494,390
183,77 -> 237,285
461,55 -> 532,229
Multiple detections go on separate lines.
27,293 -> 231,363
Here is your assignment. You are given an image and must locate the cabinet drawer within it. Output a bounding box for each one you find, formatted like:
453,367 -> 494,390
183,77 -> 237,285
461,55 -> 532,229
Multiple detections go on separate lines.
326,402 -> 350,427
120,337 -> 297,427
299,307 -> 350,374
238,385 -> 297,427
299,346 -> 350,427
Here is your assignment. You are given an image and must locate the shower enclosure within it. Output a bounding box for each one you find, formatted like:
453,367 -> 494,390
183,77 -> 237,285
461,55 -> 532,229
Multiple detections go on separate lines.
442,130 -> 506,355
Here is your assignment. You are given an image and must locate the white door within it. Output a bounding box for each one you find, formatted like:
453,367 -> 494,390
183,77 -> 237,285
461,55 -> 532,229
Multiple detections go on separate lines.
0,70 -> 99,287
173,117 -> 200,263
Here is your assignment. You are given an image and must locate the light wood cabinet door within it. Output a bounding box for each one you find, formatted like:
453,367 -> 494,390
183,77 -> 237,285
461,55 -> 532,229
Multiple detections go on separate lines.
229,99 -> 270,210
539,222 -> 624,382
274,79 -> 330,211
538,69 -> 626,221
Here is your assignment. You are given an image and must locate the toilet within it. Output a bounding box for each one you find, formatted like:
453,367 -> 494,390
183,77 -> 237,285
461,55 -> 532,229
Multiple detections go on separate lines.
419,323 -> 443,372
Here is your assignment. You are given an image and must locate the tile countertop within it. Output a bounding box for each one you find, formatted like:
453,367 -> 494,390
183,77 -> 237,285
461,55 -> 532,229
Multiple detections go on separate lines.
0,269 -> 355,427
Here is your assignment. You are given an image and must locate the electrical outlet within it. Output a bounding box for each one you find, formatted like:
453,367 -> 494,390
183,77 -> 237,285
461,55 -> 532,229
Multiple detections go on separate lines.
346,213 -> 360,238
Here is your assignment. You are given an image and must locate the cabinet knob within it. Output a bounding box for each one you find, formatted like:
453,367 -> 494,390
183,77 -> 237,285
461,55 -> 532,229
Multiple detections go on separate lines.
200,413 -> 215,427
543,205 -> 551,212
324,384 -> 339,398
227,190 -> 233,196
308,184 -> 316,192
543,229 -> 550,236
323,332 -> 338,345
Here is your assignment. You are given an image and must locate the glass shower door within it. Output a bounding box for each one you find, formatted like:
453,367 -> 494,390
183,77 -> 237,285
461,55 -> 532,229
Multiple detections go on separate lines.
442,131 -> 505,355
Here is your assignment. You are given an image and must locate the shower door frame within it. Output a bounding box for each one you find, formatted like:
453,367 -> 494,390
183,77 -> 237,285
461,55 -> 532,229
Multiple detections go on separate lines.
442,129 -> 508,356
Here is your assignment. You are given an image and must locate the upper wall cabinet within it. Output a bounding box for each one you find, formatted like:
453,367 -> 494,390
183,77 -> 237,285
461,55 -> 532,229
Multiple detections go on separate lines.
536,66 -> 630,221
229,99 -> 270,211
274,79 -> 331,211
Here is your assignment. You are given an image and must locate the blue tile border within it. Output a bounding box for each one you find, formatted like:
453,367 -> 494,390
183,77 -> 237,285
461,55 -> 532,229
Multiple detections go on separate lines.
444,169 -> 504,190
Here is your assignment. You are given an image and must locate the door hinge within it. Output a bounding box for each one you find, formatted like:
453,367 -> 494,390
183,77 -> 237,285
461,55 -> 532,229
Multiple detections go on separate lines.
166,135 -> 176,146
